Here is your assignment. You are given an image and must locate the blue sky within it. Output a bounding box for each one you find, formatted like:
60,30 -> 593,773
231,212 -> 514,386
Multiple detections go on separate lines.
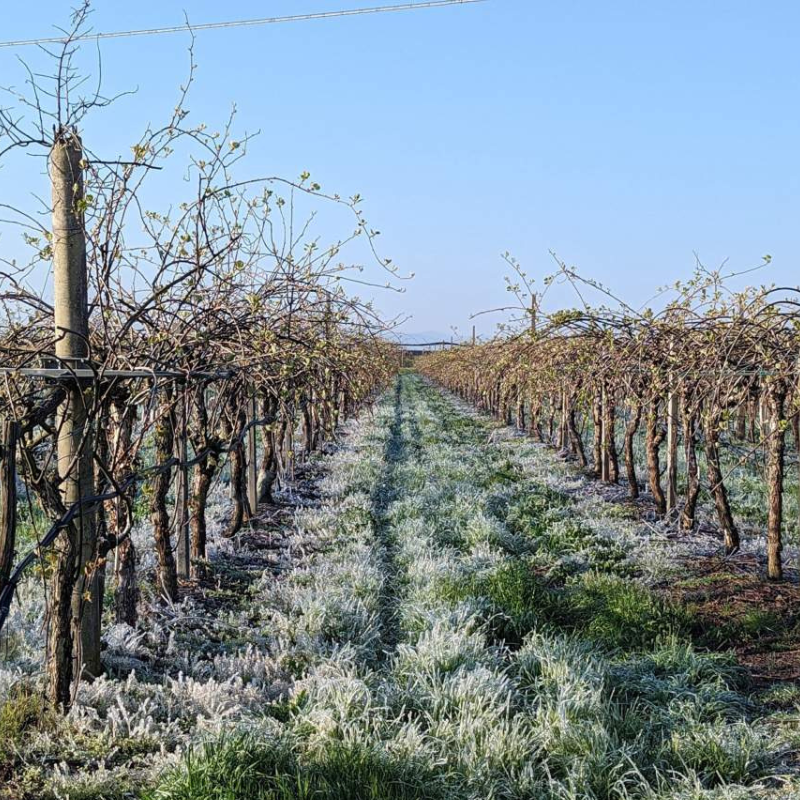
1,1 -> 799,337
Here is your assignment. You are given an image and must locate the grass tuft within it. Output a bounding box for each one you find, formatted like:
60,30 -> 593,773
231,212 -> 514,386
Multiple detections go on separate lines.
146,733 -> 448,800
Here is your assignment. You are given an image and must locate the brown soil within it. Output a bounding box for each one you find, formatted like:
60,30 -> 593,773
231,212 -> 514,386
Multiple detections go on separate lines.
655,551 -> 800,687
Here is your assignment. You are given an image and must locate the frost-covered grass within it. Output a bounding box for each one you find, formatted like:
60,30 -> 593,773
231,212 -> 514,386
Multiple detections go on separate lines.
151,375 -> 798,799
2,373 -> 797,799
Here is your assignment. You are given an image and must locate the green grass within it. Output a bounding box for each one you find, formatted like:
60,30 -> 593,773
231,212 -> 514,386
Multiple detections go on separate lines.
435,559 -> 549,645
0,682 -> 56,764
567,571 -> 693,651
500,485 -> 633,578
438,559 -> 692,652
145,735 -> 448,800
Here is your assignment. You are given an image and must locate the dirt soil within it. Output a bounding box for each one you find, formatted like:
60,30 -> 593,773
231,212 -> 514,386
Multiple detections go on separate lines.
656,552 -> 800,687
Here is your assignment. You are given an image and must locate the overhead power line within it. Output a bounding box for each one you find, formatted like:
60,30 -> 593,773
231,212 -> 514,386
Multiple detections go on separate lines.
0,0 -> 487,49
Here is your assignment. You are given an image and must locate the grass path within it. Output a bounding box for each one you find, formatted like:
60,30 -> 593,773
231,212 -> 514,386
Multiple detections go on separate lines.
150,371 -> 798,800
8,372 -> 794,799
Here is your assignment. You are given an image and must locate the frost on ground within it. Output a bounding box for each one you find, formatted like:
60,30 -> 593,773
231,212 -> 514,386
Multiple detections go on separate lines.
2,374 -> 800,799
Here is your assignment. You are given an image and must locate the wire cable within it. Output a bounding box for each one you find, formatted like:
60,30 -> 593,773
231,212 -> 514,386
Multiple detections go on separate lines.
0,0 -> 487,49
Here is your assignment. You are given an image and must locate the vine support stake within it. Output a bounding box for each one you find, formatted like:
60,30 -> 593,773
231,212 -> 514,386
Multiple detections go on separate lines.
666,390 -> 679,513
665,338 -> 679,514
50,130 -> 100,704
246,392 -> 258,520
175,390 -> 191,579
601,383 -> 610,482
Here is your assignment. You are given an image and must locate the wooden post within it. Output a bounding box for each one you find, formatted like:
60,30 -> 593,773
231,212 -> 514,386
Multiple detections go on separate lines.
246,392 -> 258,520
0,418 -> 19,591
174,389 -> 190,579
796,367 -> 800,578
601,384 -> 610,481
666,390 -> 679,513
796,411 -> 800,579
49,131 -> 100,703
765,386 -> 786,580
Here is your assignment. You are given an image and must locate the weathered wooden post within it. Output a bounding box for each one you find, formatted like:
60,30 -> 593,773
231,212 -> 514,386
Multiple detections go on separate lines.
765,384 -> 786,580
601,384 -> 610,482
0,418 -> 19,591
795,365 -> 800,579
665,343 -> 679,513
49,130 -> 100,705
246,391 -> 258,520
174,385 -> 191,579
287,415 -> 296,481
665,389 -> 679,513
796,411 -> 800,579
